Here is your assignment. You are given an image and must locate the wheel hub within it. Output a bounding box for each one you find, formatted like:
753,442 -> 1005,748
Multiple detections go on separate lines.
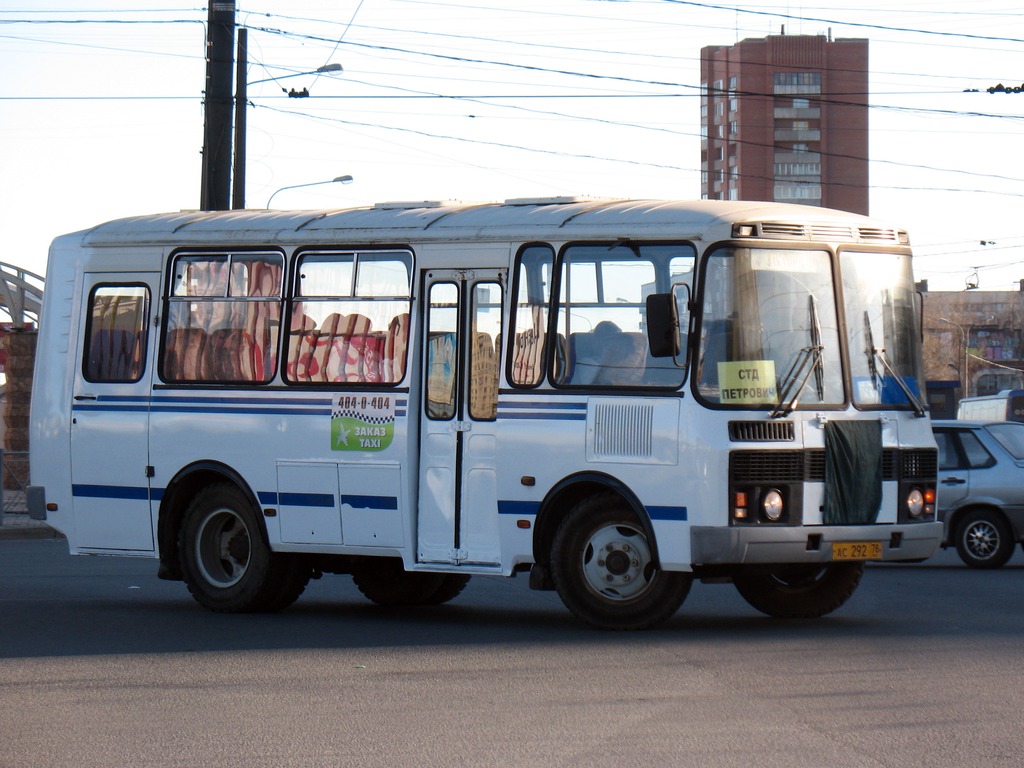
965,522 -> 998,558
582,524 -> 654,601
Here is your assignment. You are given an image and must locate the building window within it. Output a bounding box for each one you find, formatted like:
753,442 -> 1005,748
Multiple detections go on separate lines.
774,184 -> 822,200
775,162 -> 821,177
773,72 -> 821,94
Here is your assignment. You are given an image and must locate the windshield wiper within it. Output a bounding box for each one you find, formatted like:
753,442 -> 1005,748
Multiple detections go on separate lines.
862,310 -> 927,417
771,296 -> 825,418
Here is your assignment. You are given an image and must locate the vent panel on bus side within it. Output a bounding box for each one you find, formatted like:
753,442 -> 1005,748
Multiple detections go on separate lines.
585,398 -> 680,465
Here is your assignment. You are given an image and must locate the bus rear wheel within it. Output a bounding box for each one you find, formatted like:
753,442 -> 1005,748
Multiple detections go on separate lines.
550,493 -> 692,630
178,483 -> 310,613
352,559 -> 471,606
732,562 -> 863,619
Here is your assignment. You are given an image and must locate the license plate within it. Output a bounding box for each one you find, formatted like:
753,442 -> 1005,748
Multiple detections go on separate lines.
831,541 -> 883,561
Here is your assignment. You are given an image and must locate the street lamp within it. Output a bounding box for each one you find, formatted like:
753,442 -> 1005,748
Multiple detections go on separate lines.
940,317 -> 969,397
231,27 -> 344,209
266,175 -> 354,208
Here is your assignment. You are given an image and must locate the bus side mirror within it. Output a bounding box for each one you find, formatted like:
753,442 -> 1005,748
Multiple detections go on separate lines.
646,293 -> 680,358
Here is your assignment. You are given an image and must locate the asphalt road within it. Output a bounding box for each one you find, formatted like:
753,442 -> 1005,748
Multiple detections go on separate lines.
1,539 -> 1022,768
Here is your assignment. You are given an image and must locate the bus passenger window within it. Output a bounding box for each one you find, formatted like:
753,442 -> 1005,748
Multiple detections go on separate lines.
470,282 -> 502,420
163,252 -> 283,384
287,250 -> 413,386
509,245 -> 554,387
84,285 -> 149,382
426,283 -> 458,420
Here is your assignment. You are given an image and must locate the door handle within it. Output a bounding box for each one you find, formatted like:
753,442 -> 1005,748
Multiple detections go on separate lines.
74,394 -> 98,401
941,477 -> 966,485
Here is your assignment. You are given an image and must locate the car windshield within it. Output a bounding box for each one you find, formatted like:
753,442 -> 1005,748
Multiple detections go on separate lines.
986,423 -> 1024,460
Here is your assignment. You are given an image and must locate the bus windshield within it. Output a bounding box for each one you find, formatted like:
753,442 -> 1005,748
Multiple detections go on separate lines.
841,250 -> 923,410
697,247 -> 843,408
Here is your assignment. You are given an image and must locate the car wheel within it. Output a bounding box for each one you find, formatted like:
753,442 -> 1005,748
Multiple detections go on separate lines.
955,509 -> 1014,569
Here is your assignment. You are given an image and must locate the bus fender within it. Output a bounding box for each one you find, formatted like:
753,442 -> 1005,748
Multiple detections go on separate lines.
529,471 -> 659,591
156,460 -> 264,581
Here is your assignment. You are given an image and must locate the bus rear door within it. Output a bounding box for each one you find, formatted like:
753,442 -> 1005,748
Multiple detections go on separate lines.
417,267 -> 505,567
70,274 -> 158,551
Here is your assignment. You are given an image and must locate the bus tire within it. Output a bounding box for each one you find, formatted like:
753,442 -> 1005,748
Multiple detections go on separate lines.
732,562 -> 863,619
955,509 -> 1014,569
178,483 -> 310,613
352,559 -> 453,606
550,493 -> 692,630
422,574 -> 472,605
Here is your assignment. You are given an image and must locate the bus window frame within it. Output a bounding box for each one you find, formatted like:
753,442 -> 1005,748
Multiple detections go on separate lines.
548,240 -> 696,391
160,247 -> 286,386
82,282 -> 151,384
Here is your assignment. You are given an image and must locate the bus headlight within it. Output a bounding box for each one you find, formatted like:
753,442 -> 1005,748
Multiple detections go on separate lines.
762,488 -> 785,522
906,488 -> 927,518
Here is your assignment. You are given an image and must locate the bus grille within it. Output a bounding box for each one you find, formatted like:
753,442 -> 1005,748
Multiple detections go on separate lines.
729,421 -> 795,442
732,448 -> 937,483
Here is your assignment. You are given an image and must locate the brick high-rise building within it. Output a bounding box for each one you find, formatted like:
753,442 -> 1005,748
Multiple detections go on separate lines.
701,34 -> 869,215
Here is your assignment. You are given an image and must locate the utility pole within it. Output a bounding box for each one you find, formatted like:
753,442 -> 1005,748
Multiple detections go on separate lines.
200,1 -> 236,211
232,27 -> 248,210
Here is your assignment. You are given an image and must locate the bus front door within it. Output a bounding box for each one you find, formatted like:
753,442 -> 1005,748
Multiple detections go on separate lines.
69,274 -> 157,551
417,269 -> 505,567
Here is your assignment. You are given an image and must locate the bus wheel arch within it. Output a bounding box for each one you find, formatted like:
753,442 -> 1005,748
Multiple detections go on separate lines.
157,462 -> 263,582
531,473 -> 661,582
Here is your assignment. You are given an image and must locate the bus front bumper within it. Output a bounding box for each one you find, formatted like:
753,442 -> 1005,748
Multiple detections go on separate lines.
691,521 -> 943,565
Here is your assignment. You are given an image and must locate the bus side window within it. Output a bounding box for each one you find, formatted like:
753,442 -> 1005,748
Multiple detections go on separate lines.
163,252 -> 283,384
83,285 -> 149,383
470,281 -> 502,420
509,245 -> 554,387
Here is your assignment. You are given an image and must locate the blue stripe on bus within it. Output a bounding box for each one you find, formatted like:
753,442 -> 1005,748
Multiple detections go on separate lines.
71,394 -> 408,418
498,401 -> 587,410
341,494 -> 399,511
496,400 -> 588,421
278,492 -> 336,508
498,500 -> 685,521
72,484 -> 150,501
497,500 -> 541,515
648,506 -> 688,521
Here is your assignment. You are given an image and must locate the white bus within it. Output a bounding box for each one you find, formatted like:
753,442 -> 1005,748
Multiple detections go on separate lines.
28,198 -> 941,629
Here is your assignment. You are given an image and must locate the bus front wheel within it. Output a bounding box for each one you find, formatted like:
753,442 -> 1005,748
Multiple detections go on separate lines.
178,483 -> 310,613
550,493 -> 692,630
732,562 -> 863,619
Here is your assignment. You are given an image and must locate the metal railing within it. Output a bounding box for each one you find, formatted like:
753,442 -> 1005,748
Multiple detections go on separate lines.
0,449 -> 29,526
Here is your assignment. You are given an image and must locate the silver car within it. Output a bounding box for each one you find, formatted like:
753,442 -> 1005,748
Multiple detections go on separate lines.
933,420 -> 1024,568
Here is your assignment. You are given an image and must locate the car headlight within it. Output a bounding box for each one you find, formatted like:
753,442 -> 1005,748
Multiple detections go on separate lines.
762,488 -> 784,522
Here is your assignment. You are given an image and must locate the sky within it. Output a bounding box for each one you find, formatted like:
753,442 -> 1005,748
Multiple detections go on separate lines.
1,1 -> 1023,293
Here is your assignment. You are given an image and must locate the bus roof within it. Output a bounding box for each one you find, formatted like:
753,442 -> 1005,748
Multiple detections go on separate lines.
60,198 -> 909,249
